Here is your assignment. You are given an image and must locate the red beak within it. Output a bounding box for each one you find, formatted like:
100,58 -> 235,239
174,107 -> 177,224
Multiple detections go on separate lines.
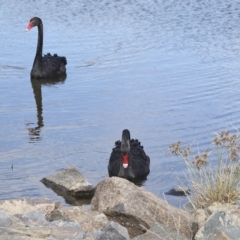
25,21 -> 33,32
122,154 -> 129,168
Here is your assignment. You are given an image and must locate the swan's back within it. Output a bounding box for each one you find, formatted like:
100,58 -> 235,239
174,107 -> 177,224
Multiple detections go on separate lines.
129,139 -> 150,168
108,140 -> 122,177
108,138 -> 150,180
31,53 -> 67,79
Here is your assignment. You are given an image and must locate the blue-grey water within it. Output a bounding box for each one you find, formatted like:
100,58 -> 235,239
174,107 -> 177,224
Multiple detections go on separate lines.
1,0 -> 240,207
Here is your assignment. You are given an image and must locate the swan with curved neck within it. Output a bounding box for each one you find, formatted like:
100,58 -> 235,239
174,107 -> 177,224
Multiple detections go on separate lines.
26,17 -> 67,79
108,129 -> 150,180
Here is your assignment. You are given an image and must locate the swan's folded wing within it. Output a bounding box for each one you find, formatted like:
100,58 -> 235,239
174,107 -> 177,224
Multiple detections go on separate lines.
41,53 -> 67,77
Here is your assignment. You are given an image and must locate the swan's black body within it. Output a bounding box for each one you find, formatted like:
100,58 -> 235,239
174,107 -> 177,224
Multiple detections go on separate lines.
26,17 -> 67,79
108,129 -> 150,180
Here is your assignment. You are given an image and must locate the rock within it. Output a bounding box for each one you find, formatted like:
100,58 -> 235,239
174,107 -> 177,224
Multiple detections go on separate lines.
84,221 -> 131,240
0,197 -> 58,215
194,209 -> 208,229
97,221 -> 131,240
0,224 -> 84,240
230,209 -> 240,226
212,226 -> 240,240
0,198 -> 115,240
195,211 -> 240,240
41,167 -> 95,199
207,202 -> 239,215
193,203 -> 240,240
14,210 -> 49,226
133,223 -> 190,240
51,219 -> 81,228
91,177 -> 195,239
164,187 -> 190,196
0,213 -> 84,240
46,205 -> 109,232
0,210 -> 13,227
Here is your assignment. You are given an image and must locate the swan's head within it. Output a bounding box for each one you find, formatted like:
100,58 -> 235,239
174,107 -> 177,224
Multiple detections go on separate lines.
121,129 -> 131,168
26,17 -> 42,32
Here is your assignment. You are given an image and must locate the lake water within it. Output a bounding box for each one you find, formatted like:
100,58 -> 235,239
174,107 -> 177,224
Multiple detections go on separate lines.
1,0 -> 240,208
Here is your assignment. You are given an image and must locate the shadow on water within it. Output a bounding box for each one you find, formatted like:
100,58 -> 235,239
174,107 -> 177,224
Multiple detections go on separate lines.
27,75 -> 67,142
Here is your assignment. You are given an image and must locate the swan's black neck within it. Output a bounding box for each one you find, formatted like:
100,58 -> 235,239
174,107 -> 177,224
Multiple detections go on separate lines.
33,23 -> 43,67
121,129 -> 131,154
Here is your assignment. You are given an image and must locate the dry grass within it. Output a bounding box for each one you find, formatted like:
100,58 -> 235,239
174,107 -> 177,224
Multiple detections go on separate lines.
169,130 -> 240,208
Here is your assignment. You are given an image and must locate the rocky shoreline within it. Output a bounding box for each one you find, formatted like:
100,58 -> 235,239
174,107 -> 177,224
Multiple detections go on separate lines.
1,168 -> 240,239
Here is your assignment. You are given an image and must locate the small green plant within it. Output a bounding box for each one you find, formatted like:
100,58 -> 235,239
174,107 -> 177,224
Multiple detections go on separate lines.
169,130 -> 240,208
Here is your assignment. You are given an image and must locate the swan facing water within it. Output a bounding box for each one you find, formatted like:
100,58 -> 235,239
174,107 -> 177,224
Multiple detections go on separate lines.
108,129 -> 150,180
26,17 -> 67,79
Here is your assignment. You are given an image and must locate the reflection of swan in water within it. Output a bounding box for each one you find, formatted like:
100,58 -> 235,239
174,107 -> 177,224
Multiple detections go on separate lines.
27,75 -> 66,142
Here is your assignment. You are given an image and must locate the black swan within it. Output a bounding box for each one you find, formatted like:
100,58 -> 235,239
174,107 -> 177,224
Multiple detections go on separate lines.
26,17 -> 67,79
108,129 -> 150,180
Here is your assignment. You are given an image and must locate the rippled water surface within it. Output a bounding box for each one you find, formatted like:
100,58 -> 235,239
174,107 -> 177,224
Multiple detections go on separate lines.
1,0 -> 240,207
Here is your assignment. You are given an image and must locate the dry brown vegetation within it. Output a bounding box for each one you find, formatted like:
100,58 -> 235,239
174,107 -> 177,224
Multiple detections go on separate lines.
169,130 -> 240,208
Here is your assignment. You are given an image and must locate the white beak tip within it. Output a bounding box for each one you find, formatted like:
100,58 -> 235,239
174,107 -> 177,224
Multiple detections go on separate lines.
123,164 -> 128,168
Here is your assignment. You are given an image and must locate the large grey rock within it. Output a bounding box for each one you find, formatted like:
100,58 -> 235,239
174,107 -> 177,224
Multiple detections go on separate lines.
91,177 -> 195,239
97,221 -> 131,240
212,226 -> 240,240
46,205 -> 109,232
195,211 -> 240,240
133,223 -> 190,240
41,167 -> 95,199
